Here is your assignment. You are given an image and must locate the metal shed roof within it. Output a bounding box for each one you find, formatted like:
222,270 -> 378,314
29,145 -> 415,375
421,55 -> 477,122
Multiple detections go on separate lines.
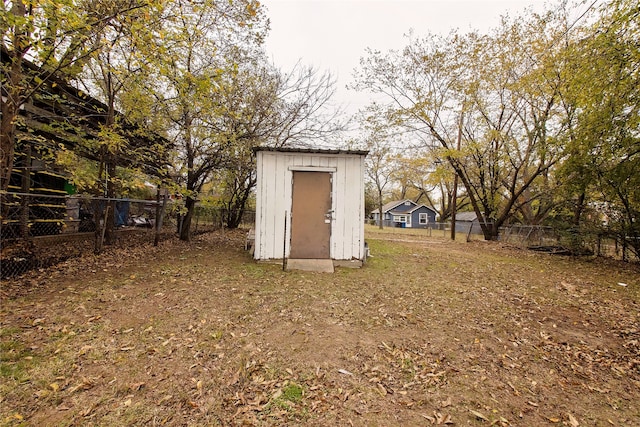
253,146 -> 368,156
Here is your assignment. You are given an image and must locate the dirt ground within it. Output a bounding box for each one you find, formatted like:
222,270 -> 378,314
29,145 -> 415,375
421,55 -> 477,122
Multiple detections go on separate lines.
1,227 -> 639,426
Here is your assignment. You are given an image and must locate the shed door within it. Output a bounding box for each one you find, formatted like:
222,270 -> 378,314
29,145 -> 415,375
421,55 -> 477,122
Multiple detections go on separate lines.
290,171 -> 332,259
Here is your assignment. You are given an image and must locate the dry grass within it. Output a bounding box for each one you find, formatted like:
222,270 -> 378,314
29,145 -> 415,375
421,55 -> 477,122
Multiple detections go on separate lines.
1,226 -> 639,426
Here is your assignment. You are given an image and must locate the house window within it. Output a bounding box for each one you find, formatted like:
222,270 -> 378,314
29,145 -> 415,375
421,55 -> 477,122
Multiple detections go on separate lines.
419,213 -> 428,224
393,215 -> 407,223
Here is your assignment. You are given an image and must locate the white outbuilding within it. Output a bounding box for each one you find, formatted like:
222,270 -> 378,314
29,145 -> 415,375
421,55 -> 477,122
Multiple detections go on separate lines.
253,147 -> 368,272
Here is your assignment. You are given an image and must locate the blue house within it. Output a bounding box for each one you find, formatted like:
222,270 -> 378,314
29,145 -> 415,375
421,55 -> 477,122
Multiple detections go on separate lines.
370,199 -> 437,228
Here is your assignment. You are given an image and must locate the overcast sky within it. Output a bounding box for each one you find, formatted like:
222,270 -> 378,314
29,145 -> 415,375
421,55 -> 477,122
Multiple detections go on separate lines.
261,0 -> 552,119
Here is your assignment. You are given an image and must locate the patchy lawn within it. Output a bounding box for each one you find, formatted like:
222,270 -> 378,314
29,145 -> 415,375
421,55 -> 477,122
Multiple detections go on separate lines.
1,227 -> 639,426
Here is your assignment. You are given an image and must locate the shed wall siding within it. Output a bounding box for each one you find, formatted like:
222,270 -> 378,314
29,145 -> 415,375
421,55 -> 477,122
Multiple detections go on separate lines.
255,151 -> 365,261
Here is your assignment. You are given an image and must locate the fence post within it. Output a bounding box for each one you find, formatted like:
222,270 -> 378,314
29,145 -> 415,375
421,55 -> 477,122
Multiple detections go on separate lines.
154,189 -> 161,245
503,226 -> 512,244
283,211 -> 288,271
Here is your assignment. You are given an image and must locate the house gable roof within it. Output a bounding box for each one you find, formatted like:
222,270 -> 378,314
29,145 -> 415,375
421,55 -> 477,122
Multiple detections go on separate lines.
406,204 -> 437,215
370,199 -> 416,215
371,199 -> 436,216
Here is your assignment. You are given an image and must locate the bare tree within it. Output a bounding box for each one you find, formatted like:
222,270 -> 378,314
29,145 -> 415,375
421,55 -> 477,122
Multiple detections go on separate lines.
209,59 -> 348,228
143,0 -> 266,241
355,106 -> 398,229
353,9 -> 570,239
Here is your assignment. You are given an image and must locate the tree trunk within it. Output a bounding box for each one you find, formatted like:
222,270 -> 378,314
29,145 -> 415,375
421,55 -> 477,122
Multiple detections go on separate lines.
94,148 -> 110,253
19,145 -> 32,239
471,213 -> 499,241
489,222 -> 500,241
226,208 -> 242,229
180,196 -> 196,241
0,105 -> 19,194
104,158 -> 117,245
104,76 -> 118,245
93,199 -> 106,254
225,178 -> 255,229
573,192 -> 586,227
2,0 -> 30,193
1,71 -> 23,193
448,159 -> 495,240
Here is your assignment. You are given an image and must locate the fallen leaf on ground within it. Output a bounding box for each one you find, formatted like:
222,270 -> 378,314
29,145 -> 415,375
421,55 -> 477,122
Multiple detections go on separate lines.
77,345 -> 93,356
129,382 -> 145,391
158,395 -> 172,404
470,409 -> 489,421
422,413 -> 435,422
434,411 -> 453,424
568,413 -> 579,427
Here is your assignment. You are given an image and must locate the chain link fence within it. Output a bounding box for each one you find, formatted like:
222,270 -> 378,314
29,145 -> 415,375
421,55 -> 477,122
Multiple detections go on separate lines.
500,224 -> 561,248
183,205 -> 255,236
1,192 -> 255,278
366,217 -> 637,262
499,224 -> 638,261
366,220 -> 483,239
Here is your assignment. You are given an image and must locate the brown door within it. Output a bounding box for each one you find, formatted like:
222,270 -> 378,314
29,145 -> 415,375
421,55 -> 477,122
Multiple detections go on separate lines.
290,171 -> 332,259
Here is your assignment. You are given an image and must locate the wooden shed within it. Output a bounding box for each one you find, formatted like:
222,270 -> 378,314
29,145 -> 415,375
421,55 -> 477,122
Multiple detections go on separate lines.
253,147 -> 368,271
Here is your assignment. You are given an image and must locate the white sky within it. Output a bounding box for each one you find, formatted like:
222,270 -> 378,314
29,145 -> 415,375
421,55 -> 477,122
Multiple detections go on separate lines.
262,0 -> 552,120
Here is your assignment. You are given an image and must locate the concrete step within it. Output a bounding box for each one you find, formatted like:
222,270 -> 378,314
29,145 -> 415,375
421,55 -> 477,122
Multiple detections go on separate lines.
286,258 -> 334,273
